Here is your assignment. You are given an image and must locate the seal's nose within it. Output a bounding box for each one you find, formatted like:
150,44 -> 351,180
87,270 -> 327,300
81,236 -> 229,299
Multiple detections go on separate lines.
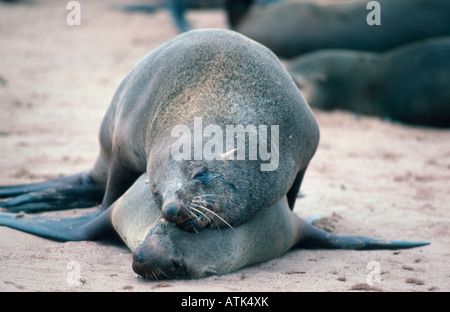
162,203 -> 180,219
133,250 -> 145,263
161,200 -> 197,229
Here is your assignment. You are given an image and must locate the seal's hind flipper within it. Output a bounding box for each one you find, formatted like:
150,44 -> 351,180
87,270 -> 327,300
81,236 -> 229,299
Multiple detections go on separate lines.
302,233 -> 431,250
295,218 -> 430,250
0,209 -> 108,241
0,172 -> 105,213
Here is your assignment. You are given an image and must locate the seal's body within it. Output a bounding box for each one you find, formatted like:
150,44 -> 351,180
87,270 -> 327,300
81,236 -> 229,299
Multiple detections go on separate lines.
287,37 -> 450,128
230,0 -> 450,59
0,29 -> 428,279
0,174 -> 428,279
1,29 -> 319,231
96,28 -> 319,231
124,176 -> 428,279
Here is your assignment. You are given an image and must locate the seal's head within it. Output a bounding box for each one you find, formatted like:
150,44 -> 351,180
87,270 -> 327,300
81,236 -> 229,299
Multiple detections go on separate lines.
132,232 -> 188,279
287,50 -> 381,112
131,222 -> 228,280
287,52 -> 338,111
131,197 -> 295,280
147,144 -> 261,232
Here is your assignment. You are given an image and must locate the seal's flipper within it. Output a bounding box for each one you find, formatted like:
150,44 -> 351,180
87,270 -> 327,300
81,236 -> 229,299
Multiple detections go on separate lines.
0,209 -> 111,241
0,172 -> 106,212
295,218 -> 430,250
0,172 -> 90,198
0,184 -> 105,213
286,168 -> 307,209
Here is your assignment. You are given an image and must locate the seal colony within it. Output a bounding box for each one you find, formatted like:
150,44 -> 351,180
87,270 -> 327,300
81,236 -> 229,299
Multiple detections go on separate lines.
287,37 -> 450,128
0,29 -> 429,279
229,0 -> 450,58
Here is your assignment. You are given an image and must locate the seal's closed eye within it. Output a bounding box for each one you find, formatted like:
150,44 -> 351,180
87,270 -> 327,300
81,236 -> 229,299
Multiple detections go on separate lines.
192,167 -> 209,183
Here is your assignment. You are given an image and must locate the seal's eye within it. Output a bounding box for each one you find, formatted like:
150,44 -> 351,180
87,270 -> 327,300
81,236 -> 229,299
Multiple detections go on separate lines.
192,168 -> 209,183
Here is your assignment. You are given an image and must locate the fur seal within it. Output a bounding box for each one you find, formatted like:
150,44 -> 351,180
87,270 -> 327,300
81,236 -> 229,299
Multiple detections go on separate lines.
0,29 -> 429,279
287,37 -> 450,128
0,174 -> 429,279
229,0 -> 450,59
0,29 -> 319,236
126,176 -> 428,279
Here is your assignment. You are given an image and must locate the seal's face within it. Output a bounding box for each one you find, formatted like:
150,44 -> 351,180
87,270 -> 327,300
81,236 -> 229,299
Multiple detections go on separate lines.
132,238 -> 188,280
148,154 -> 247,232
131,221 -> 228,280
288,53 -> 339,110
291,71 -> 335,110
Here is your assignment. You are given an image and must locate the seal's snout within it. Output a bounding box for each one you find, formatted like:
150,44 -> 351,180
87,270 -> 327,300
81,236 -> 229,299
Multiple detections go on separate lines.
162,202 -> 181,220
132,241 -> 187,280
133,250 -> 145,263
162,201 -> 194,228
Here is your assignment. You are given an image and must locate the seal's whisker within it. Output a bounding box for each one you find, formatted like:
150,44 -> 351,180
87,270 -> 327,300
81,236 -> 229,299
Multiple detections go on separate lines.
157,268 -> 168,279
193,194 -> 219,198
191,204 -> 220,231
191,199 -> 220,208
154,270 -> 161,280
194,195 -> 225,203
186,208 -> 198,220
189,206 -> 211,223
192,194 -> 222,201
190,203 -> 234,231
146,270 -> 157,280
192,196 -> 238,208
191,200 -> 224,230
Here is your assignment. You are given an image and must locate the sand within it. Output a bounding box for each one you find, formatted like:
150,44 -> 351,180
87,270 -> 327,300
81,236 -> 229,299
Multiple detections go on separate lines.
0,0 -> 449,292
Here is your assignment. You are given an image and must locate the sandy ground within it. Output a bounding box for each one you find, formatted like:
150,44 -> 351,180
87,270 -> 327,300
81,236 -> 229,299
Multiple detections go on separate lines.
0,0 -> 449,292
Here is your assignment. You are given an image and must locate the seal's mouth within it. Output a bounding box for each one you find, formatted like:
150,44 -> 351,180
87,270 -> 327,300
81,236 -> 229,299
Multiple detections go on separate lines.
161,201 -> 207,232
162,195 -> 234,232
177,216 -> 203,232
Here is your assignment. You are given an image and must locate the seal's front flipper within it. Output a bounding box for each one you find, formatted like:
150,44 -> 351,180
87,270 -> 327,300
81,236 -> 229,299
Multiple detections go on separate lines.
0,172 -> 106,213
295,218 -> 430,250
0,209 -> 110,242
0,172 -> 90,198
0,184 -> 105,213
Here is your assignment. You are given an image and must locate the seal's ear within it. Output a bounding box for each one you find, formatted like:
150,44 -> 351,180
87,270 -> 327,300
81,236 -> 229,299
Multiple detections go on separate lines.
221,148 -> 238,162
